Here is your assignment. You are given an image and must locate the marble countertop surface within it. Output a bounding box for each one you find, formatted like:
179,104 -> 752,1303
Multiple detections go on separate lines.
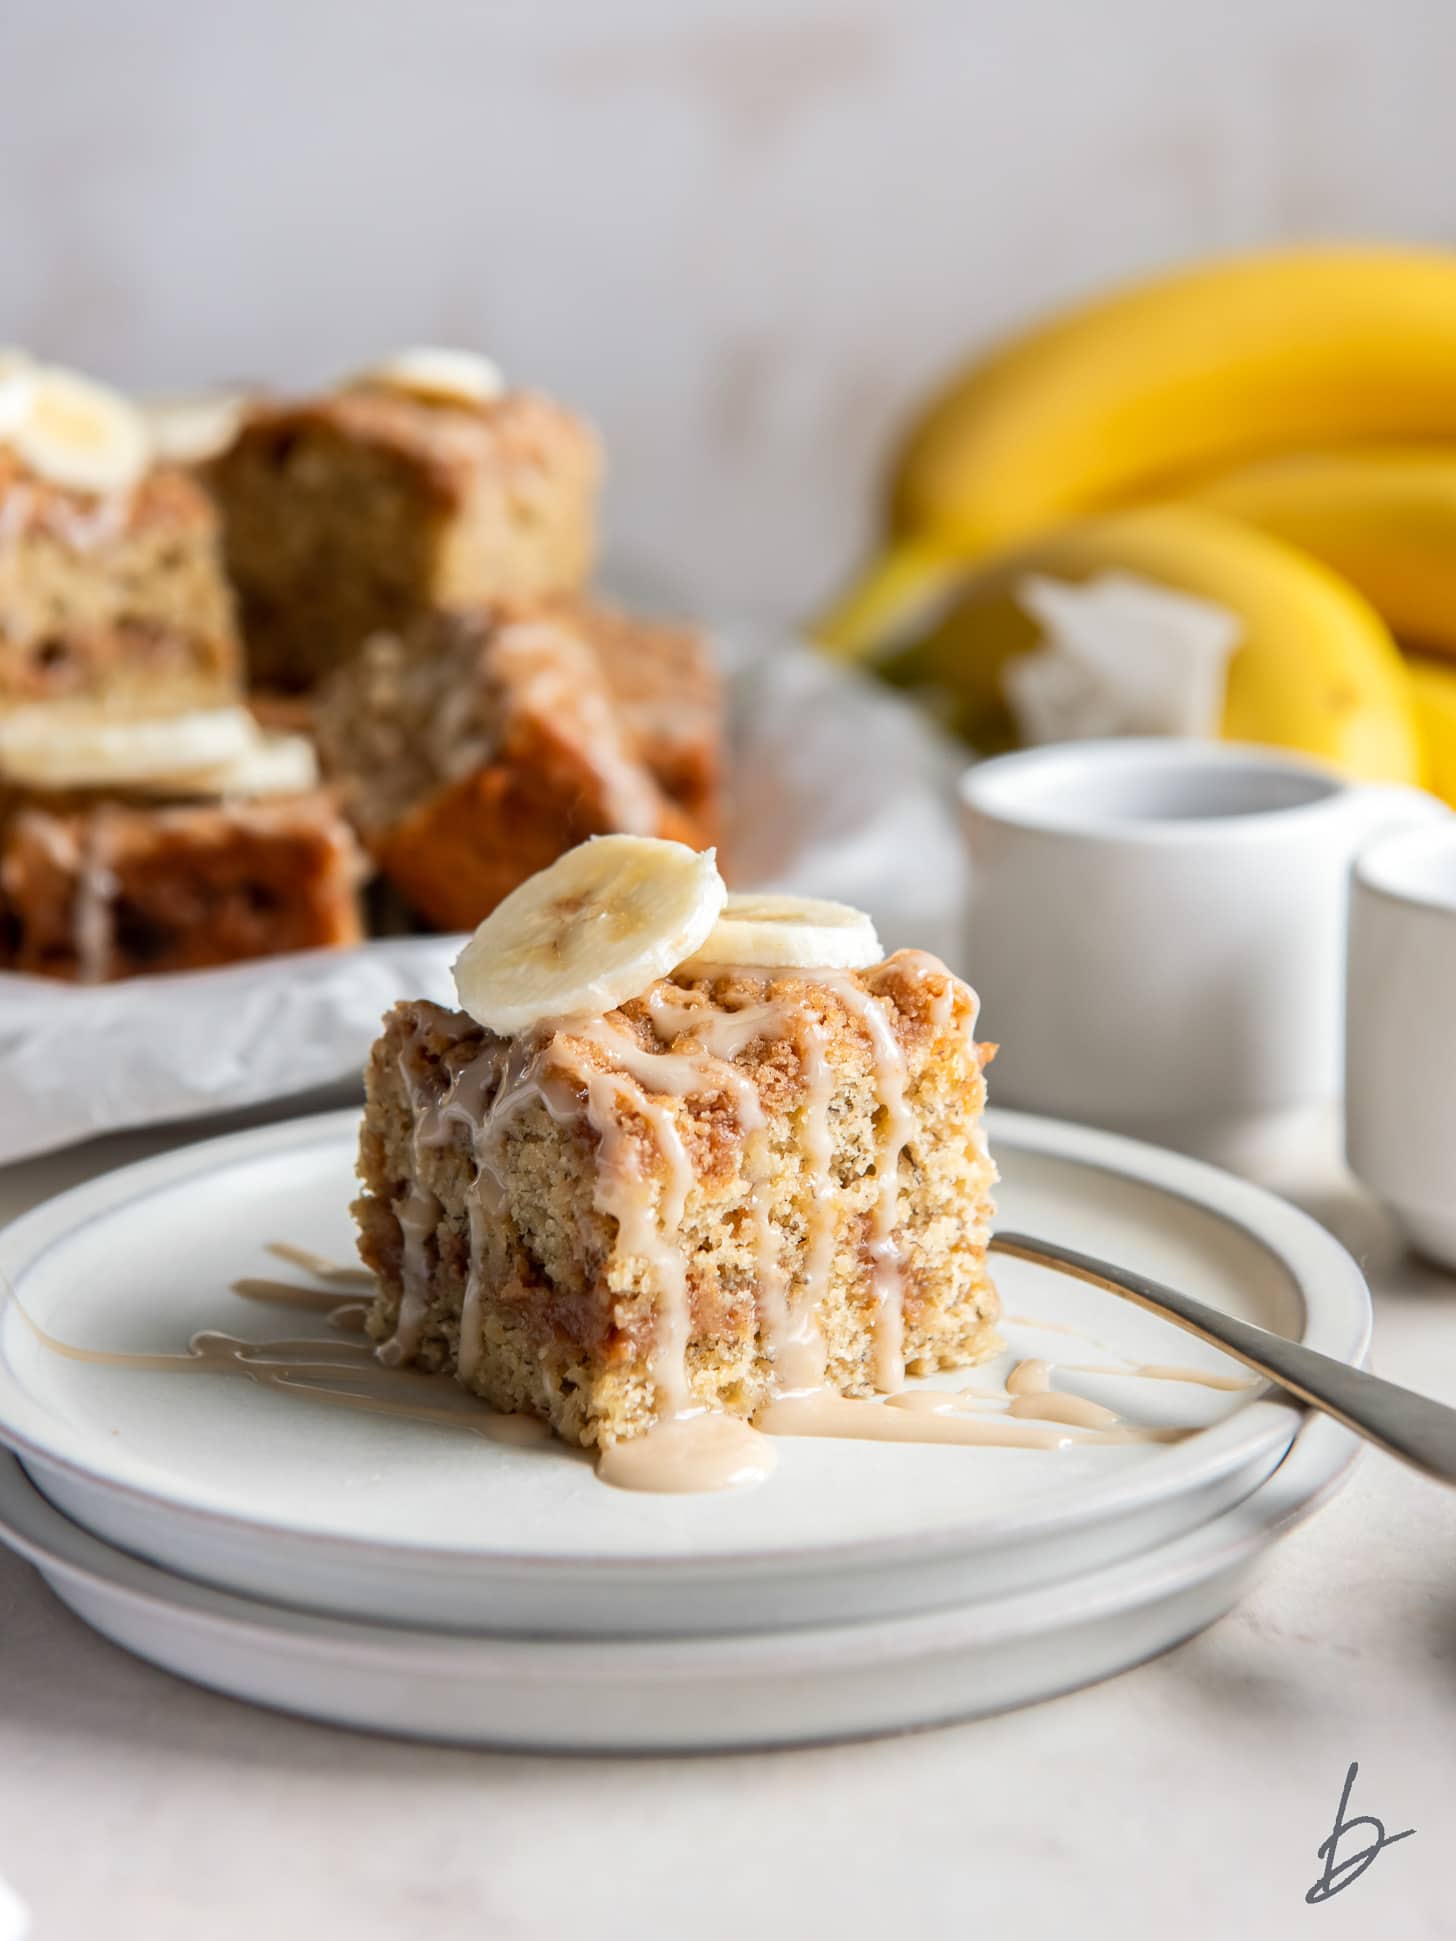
0,1100 -> 1451,1941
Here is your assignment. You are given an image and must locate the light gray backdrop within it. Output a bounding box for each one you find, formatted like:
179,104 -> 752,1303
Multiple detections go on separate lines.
2,0 -> 1451,615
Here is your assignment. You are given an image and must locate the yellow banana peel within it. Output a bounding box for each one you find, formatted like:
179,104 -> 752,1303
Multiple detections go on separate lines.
853,503 -> 1420,782
1192,446 -> 1456,659
1407,655 -> 1456,806
810,537 -> 965,665
891,246 -> 1456,549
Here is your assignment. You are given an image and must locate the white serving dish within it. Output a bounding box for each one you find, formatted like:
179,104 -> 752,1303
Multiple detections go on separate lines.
960,738 -> 1446,1134
0,1105 -> 1370,1637
0,1415 -> 1357,1751
1347,819 -> 1456,1269
0,634 -> 970,1164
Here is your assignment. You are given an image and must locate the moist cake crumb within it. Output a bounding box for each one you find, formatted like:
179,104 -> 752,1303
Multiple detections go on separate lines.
1,790 -> 365,981
315,604 -> 714,932
352,950 -> 999,1448
0,451 -> 239,715
208,384 -> 601,689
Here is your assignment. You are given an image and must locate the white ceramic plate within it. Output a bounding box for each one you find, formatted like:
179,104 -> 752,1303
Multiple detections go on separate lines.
0,1418 -> 1357,1750
0,636 -> 969,1164
0,1107 -> 1370,1634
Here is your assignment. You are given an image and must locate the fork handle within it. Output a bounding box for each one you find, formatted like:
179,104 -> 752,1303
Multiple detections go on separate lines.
990,1231 -> 1456,1486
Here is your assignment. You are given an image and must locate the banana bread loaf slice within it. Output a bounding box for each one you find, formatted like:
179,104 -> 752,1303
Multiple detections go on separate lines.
0,451 -> 240,715
209,382 -> 601,689
352,951 -> 999,1449
315,606 -> 710,931
571,601 -> 721,838
2,790 -> 364,982
0,698 -> 364,980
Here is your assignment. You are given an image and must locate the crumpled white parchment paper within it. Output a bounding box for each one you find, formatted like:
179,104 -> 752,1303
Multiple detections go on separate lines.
0,633 -> 969,1163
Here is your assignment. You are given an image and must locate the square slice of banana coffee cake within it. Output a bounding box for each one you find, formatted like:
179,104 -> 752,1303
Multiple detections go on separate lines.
351,836 -> 999,1486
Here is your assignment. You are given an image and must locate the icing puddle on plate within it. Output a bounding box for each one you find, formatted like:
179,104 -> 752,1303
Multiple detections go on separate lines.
10,1241 -> 1258,1496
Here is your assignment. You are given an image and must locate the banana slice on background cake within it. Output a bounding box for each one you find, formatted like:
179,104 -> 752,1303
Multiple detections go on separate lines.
129,729 -> 319,799
0,704 -> 317,798
0,350 -> 35,439
453,839 -> 885,1035
6,364 -> 151,496
350,347 -> 505,409
143,388 -> 249,466
0,705 -> 258,790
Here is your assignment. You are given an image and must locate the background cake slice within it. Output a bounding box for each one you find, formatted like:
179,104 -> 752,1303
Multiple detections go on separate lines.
208,368 -> 602,690
0,702 -> 364,981
569,600 -> 722,839
315,605 -> 712,931
352,840 -> 998,1450
2,791 -> 363,982
0,360 -> 240,715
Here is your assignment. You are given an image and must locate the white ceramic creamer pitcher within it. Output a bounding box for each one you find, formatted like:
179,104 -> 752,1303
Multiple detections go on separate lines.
960,739 -> 1447,1135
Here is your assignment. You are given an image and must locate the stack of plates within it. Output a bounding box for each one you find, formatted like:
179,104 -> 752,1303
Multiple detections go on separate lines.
0,1107 -> 1366,1751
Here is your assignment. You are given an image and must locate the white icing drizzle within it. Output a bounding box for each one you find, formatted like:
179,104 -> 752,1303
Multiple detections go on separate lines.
19,1232 -> 1199,1492
588,1063 -> 697,1415
634,990 -> 836,1398
1068,1360 -> 1259,1393
589,1016 -> 751,1110
783,1014 -> 835,1393
1004,1357 -> 1120,1430
447,1007 -> 800,1424
817,971 -> 916,1393
1002,1316 -> 1257,1393
73,814 -> 118,984
644,990 -> 790,1062
638,988 -> 827,1395
368,958 -> 1005,1488
0,481 -> 36,549
634,998 -> 821,1397
44,486 -> 135,553
756,1387 -> 1072,1449
15,1301 -> 549,1445
0,478 -> 132,553
230,1277 -> 370,1332
595,1412 -> 777,1492
457,1189 -> 488,1385
430,1039 -> 511,1386
264,1241 -> 374,1288
378,1184 -> 441,1367
398,964 -> 963,1477
571,1014 -> 775,1419
378,1040 -> 448,1366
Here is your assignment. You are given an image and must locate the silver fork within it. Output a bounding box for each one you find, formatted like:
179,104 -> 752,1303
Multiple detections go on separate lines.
991,1231 -> 1456,1485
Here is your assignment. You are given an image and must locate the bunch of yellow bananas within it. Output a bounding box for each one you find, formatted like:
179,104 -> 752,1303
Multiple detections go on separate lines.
814,245 -> 1456,798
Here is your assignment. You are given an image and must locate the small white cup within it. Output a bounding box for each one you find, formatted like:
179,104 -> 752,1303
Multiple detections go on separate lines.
1347,822 -> 1456,1269
960,739 -> 1446,1136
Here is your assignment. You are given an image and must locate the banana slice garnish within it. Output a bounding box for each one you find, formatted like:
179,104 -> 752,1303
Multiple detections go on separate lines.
129,731 -> 320,799
350,347 -> 504,409
0,350 -> 35,440
0,705 -> 262,791
143,389 -> 249,465
453,836 -> 726,1036
7,364 -> 151,495
679,892 -> 882,972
